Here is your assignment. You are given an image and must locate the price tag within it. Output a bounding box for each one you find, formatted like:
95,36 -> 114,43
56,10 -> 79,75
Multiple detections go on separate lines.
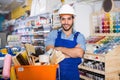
18,67 -> 24,72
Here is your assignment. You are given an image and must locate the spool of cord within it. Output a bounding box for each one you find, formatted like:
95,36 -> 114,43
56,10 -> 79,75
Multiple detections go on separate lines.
2,54 -> 12,79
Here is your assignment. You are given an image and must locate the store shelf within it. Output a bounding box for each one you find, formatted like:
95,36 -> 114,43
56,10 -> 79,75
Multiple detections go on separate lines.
12,13 -> 52,51
79,43 -> 120,80
80,75 -> 93,80
78,65 -> 105,75
32,25 -> 42,28
33,31 -> 50,33
91,33 -> 120,36
33,33 -> 44,35
79,36 -> 120,80
32,39 -> 45,41
0,57 -> 4,60
79,6 -> 120,79
84,53 -> 105,62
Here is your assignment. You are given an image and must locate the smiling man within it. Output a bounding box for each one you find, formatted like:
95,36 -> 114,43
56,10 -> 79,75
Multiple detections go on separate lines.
45,4 -> 86,80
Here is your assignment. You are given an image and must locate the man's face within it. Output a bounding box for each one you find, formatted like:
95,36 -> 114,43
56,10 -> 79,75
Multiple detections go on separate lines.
60,14 -> 74,31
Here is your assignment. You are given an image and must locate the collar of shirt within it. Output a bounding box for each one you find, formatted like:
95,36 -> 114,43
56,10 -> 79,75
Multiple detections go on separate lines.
58,28 -> 77,40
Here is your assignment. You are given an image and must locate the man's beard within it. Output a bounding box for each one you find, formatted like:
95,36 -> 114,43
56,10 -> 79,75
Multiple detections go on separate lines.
62,23 -> 73,31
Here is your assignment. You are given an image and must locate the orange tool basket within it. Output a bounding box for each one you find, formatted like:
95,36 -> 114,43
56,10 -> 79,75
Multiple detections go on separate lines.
15,64 -> 58,80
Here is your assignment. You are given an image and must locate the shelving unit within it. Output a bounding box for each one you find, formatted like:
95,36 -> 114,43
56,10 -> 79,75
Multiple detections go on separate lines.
52,13 -> 61,29
79,45 -> 120,80
0,57 -> 4,60
79,4 -> 120,80
79,64 -> 105,75
80,75 -> 92,80
7,35 -> 21,47
13,13 -> 52,50
32,16 -> 52,50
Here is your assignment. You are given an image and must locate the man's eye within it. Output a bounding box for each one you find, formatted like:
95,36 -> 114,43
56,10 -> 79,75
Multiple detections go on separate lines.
61,18 -> 65,20
68,18 -> 72,20
61,17 -> 72,20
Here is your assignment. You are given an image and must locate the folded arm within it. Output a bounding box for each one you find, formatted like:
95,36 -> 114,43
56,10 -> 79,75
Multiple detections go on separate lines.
46,44 -> 85,58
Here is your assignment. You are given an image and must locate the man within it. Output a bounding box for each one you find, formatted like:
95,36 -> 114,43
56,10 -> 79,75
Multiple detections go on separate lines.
45,4 -> 86,80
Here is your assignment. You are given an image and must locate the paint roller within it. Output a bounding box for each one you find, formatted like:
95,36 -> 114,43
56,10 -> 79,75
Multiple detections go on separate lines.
2,54 -> 12,79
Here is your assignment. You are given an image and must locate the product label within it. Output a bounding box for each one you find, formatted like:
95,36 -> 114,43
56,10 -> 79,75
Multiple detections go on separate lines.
18,67 -> 24,72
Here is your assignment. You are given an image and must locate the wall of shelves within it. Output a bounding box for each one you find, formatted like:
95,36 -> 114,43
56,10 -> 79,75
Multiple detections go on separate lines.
12,13 -> 52,50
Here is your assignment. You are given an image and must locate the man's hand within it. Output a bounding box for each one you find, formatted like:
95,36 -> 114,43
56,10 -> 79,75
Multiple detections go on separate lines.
55,47 -> 70,58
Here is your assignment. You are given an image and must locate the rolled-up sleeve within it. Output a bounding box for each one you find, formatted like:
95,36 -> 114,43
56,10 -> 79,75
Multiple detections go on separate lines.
45,30 -> 57,47
77,33 -> 86,51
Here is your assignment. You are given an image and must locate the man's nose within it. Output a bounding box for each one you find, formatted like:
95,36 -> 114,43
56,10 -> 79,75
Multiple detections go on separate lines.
64,19 -> 68,24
